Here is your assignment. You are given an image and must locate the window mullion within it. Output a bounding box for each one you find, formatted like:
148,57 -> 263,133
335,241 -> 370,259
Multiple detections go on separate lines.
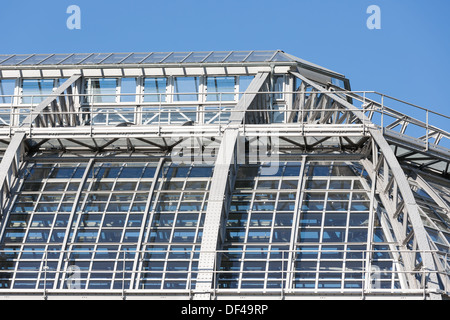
286,156 -> 307,290
131,157 -> 165,289
54,159 -> 95,289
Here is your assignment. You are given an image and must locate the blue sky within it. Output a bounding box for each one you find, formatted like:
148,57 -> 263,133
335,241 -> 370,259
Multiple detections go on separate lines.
0,0 -> 449,124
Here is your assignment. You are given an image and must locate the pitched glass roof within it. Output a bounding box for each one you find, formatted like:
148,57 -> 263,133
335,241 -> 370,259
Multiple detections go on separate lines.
0,50 -> 345,77
39,54 -> 73,65
0,50 -> 297,66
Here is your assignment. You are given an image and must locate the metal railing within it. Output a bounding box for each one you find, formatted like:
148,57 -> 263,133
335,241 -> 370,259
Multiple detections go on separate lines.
0,90 -> 448,148
331,87 -> 450,150
0,247 -> 448,298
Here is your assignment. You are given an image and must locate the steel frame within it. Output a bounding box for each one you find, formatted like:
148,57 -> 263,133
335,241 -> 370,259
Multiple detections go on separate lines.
290,71 -> 443,298
194,72 -> 270,299
0,54 -> 448,300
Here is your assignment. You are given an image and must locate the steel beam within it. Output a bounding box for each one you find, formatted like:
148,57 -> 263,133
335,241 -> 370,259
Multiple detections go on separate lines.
20,74 -> 81,129
0,132 -> 26,217
412,172 -> 450,213
0,123 -> 371,141
0,75 -> 83,217
194,129 -> 239,299
291,70 -> 442,298
229,72 -> 270,123
131,157 -> 166,289
285,156 -> 307,290
53,158 -> 95,289
194,72 -> 270,300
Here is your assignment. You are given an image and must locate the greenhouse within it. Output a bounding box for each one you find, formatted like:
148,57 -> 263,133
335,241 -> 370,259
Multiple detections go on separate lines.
0,50 -> 448,300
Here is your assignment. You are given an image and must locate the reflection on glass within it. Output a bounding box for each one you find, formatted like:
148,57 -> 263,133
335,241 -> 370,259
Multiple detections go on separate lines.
207,77 -> 235,101
85,78 -> 117,103
273,76 -> 284,100
174,77 -> 199,102
143,77 -> 166,102
0,79 -> 15,104
120,78 -> 137,102
21,79 -> 55,104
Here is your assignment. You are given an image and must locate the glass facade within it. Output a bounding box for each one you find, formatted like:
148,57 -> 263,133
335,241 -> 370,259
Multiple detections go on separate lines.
138,164 -> 213,290
0,51 -> 448,299
1,158 -> 412,292
218,161 -> 402,291
0,74 -> 264,127
0,161 -> 214,290
21,79 -> 56,104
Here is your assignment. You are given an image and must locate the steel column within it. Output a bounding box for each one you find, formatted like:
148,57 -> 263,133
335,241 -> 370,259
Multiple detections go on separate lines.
194,72 -> 270,300
20,74 -> 81,129
291,70 -> 442,298
53,158 -> 95,289
0,132 -> 26,217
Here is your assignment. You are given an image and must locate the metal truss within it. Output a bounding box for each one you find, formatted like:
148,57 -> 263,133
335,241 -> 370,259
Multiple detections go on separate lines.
21,74 -> 81,129
0,75 -> 82,219
332,86 -> 450,149
194,72 -> 270,299
191,69 -> 447,298
0,132 -> 25,217
289,70 -> 444,298
0,57 -> 448,300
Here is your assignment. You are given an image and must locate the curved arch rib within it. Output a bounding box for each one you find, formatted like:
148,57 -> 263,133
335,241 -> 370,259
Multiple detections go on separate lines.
0,75 -> 82,216
291,70 -> 441,298
193,72 -> 270,300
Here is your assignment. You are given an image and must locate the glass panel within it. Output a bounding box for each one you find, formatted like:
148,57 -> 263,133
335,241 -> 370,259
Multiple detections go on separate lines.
141,53 -> 171,64
0,55 -> 13,64
162,52 -> 190,63
203,52 -> 230,63
273,229 -> 291,242
189,167 -> 213,178
224,51 -> 251,62
75,230 -> 99,242
100,53 -> 130,64
206,77 -> 235,101
271,104 -> 285,123
173,77 -> 199,102
299,229 -> 320,242
19,54 -> 52,65
348,229 -> 368,242
80,53 -> 111,64
0,55 -> 31,66
329,180 -> 352,189
239,76 -> 255,96
120,78 -> 137,102
119,53 -> 150,64
26,229 -> 50,242
324,213 -> 347,226
274,76 -> 284,99
0,79 -> 15,105
143,78 -> 167,102
182,52 -> 210,63
21,79 -> 55,104
39,54 -> 72,65
257,180 -> 279,189
50,166 -> 82,179
86,78 -> 117,103
99,230 -> 123,242
271,52 -> 293,62
328,77 -> 345,90
58,53 -> 91,65
246,51 -> 276,62
227,213 -> 248,227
